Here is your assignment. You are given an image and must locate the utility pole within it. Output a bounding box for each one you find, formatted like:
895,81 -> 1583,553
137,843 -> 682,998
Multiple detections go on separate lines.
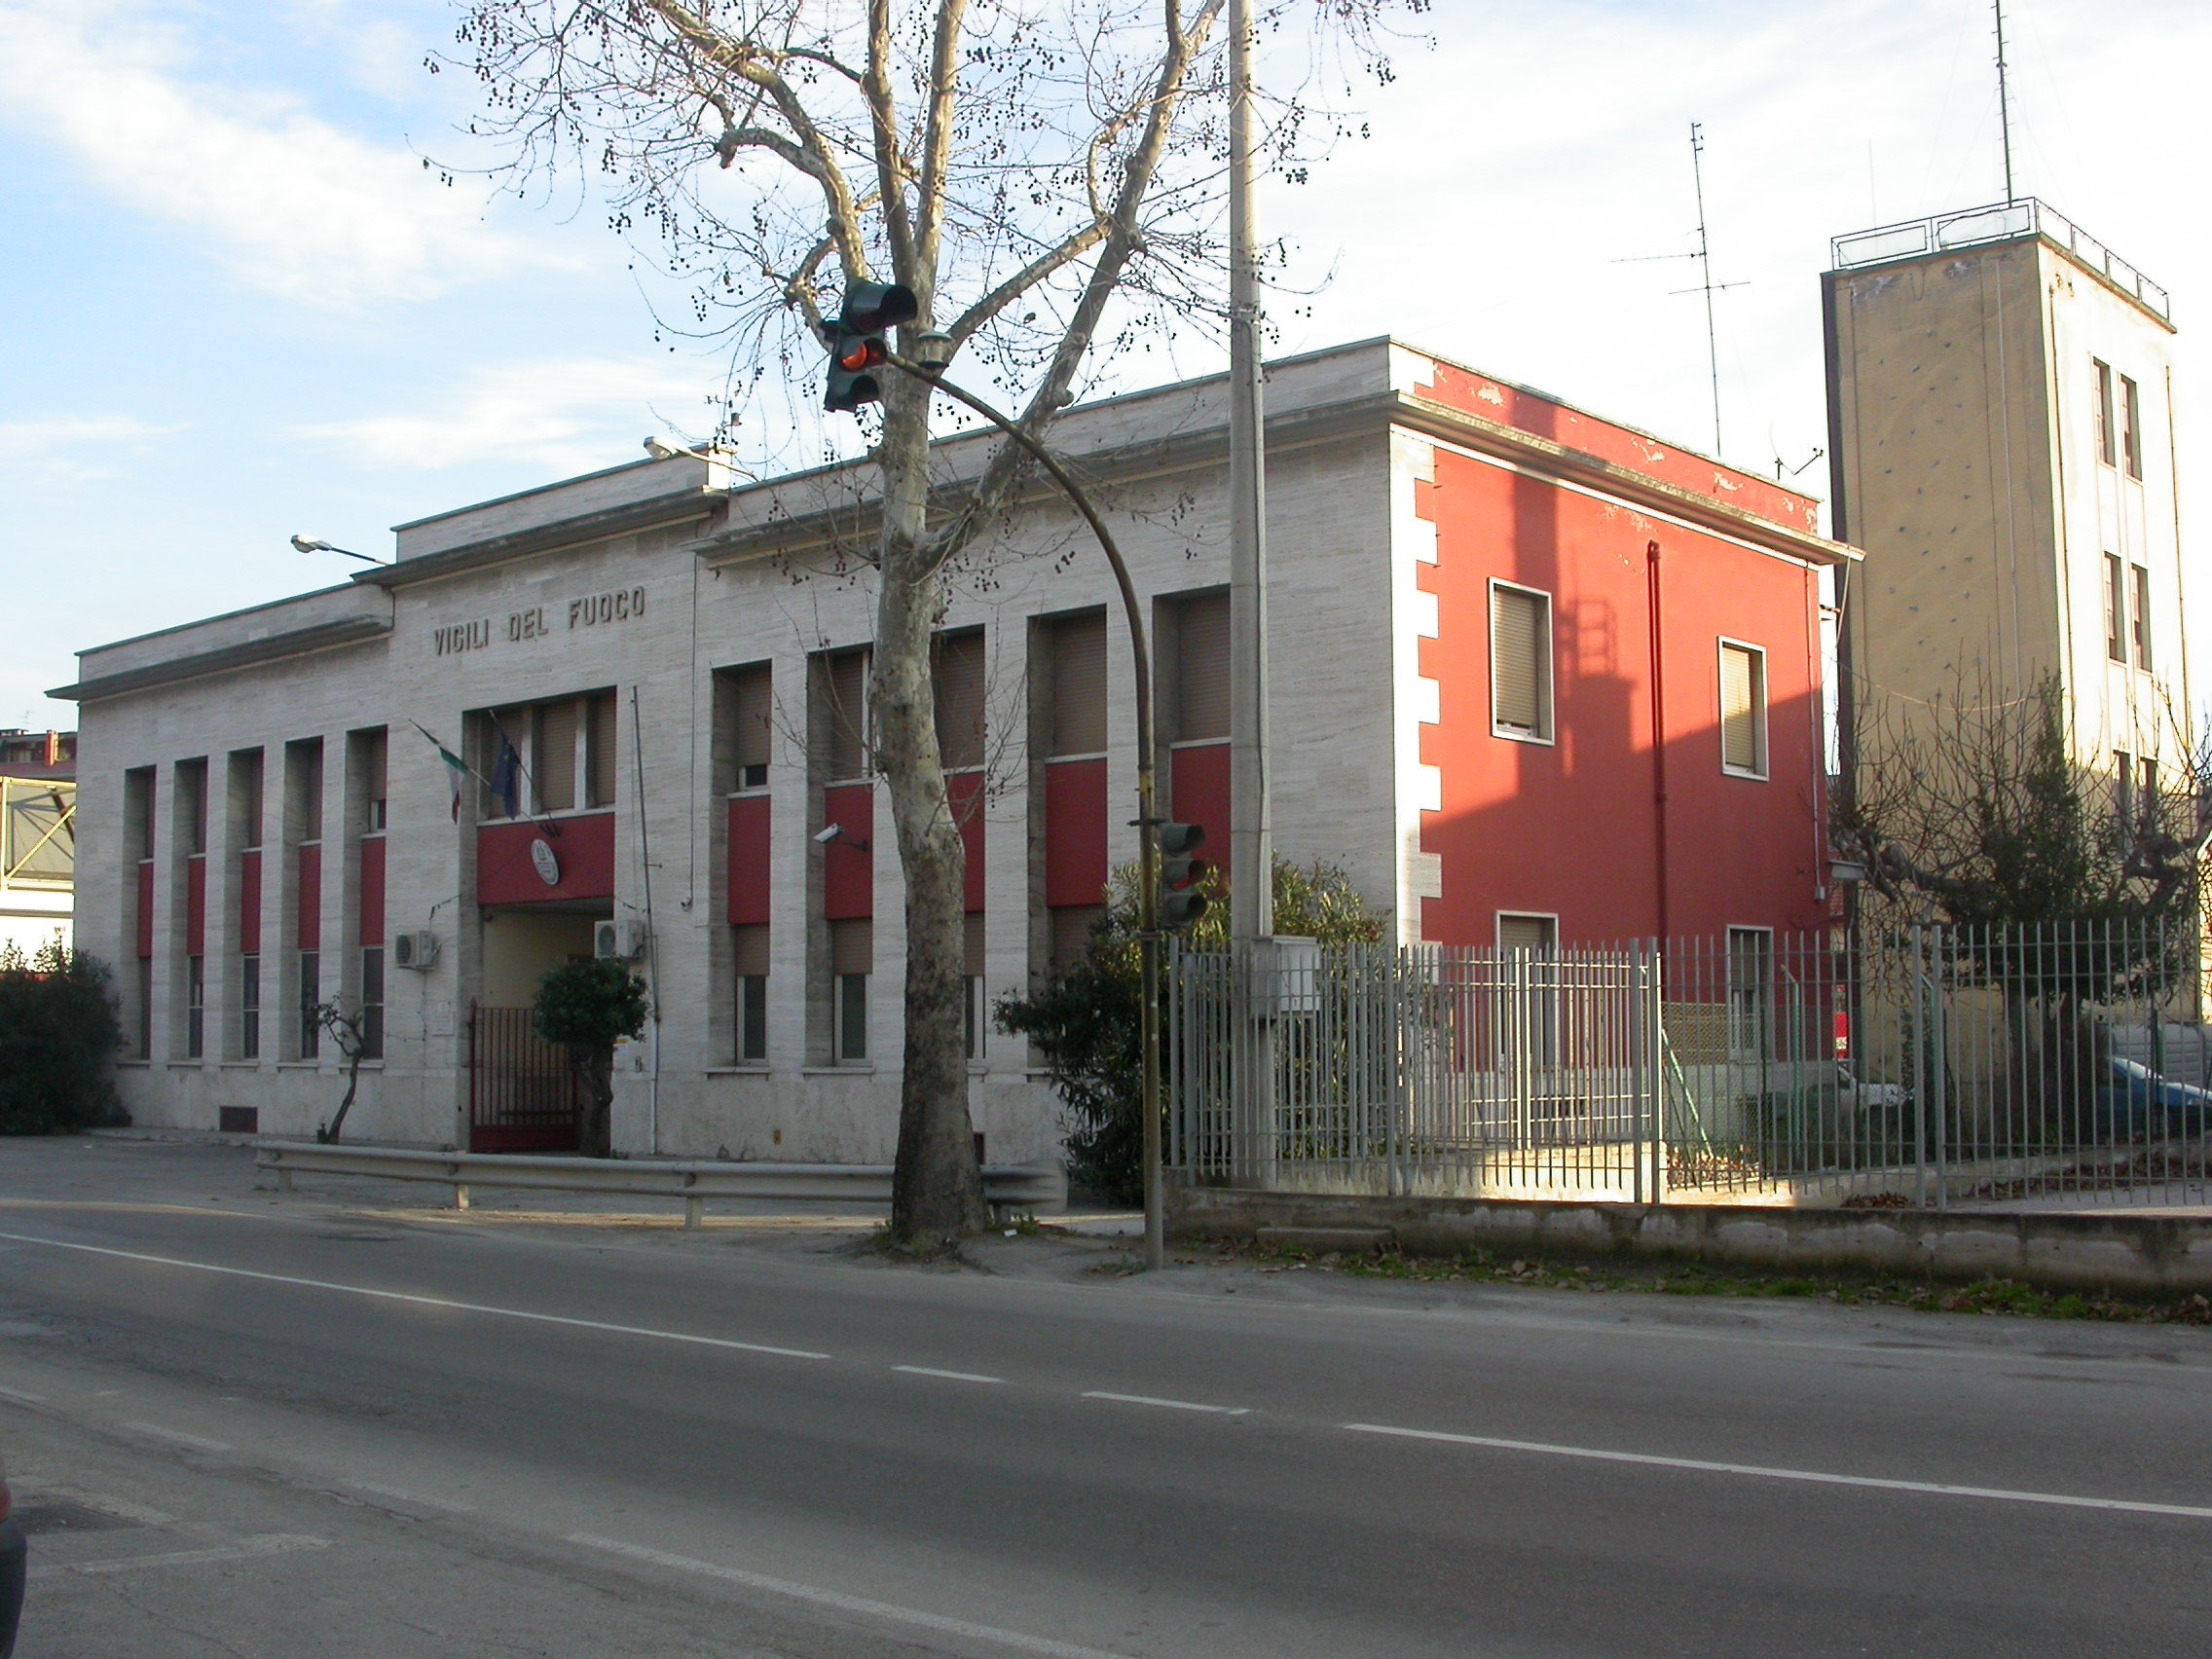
1994,0 -> 2017,203
1687,122 -> 1724,460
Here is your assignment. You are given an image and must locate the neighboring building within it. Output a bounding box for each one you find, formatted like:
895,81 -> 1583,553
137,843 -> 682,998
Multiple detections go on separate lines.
0,728 -> 75,958
1823,199 -> 2187,785
56,339 -> 1853,1156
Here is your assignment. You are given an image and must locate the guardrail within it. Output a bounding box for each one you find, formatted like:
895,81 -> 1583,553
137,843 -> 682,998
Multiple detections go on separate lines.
252,1140 -> 1067,1227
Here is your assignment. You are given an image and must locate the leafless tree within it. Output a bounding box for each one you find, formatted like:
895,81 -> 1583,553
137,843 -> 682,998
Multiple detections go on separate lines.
439,0 -> 1420,1243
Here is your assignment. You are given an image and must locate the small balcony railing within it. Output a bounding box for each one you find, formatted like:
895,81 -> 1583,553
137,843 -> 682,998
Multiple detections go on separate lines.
1829,198 -> 2170,323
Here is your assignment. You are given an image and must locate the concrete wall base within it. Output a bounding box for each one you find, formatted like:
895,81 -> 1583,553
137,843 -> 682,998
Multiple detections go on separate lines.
1170,1186 -> 2212,1297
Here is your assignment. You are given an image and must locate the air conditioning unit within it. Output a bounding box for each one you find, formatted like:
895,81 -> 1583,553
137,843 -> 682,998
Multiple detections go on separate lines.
594,919 -> 649,961
391,930 -> 439,971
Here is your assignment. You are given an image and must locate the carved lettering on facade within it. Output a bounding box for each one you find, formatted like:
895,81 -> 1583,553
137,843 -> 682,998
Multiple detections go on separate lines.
429,588 -> 647,654
507,606 -> 550,642
569,587 -> 647,629
433,619 -> 492,656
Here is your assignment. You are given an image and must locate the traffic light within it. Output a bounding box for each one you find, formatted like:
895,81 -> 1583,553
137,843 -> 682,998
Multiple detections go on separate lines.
1159,822 -> 1209,929
823,281 -> 919,412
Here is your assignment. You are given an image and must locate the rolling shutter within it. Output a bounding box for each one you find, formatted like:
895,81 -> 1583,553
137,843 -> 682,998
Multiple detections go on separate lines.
1497,913 -> 1555,956
586,691 -> 618,807
1050,611 -> 1108,756
535,699 -> 577,811
1175,593 -> 1230,742
934,630 -> 986,772
732,664 -> 773,781
830,917 -> 872,977
826,650 -> 868,781
1720,644 -> 1764,774
1492,586 -> 1549,736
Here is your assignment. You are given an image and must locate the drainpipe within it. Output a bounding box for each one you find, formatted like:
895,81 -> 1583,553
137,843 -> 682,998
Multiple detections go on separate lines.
1646,540 -> 1671,944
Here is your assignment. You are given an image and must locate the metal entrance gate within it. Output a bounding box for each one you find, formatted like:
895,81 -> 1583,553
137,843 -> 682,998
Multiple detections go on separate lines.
468,1003 -> 581,1153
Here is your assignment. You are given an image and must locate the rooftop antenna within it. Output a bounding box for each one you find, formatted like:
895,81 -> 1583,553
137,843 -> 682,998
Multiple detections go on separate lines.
1994,0 -> 2017,203
1613,121 -> 1745,459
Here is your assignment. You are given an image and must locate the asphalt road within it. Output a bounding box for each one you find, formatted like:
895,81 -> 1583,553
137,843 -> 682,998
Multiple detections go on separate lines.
3,1137 -> 2210,1658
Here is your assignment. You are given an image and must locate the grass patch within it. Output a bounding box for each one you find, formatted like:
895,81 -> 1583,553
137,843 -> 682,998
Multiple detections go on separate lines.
1220,1239 -> 2212,1326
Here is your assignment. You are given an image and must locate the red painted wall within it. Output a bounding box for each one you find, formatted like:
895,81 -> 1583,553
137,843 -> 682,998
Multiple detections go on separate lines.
1415,448 -> 1827,947
476,814 -> 615,906
238,849 -> 261,956
726,795 -> 771,926
1044,758 -> 1107,908
185,856 -> 206,957
297,845 -> 320,950
359,835 -> 386,948
1167,744 -> 1231,892
822,784 -> 873,920
948,770 -> 985,913
135,863 -> 153,959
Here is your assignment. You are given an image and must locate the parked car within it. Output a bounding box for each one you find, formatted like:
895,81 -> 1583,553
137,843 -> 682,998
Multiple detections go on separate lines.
2098,1055 -> 2212,1137
0,1450 -> 23,1659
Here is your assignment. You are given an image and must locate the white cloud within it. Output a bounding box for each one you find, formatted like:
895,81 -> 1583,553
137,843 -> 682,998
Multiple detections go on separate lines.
290,356 -> 719,475
0,1 -> 549,307
0,414 -> 184,481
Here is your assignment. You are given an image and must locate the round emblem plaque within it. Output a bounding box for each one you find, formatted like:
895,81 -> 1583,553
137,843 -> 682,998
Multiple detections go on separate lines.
529,837 -> 562,887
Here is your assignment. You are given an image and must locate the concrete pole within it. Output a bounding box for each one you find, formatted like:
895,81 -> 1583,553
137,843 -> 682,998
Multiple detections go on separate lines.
1228,0 -> 1272,944
1228,0 -> 1275,1189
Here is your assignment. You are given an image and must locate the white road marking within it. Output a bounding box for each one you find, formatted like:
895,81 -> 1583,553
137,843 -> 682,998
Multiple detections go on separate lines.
1344,1423 -> 2212,1520
343,1479 -> 476,1513
568,1533 -> 1140,1659
0,1384 -> 45,1404
892,1365 -> 1003,1384
1081,1390 -> 1251,1417
0,1231 -> 832,1361
124,1421 -> 232,1453
48,1534 -> 329,1576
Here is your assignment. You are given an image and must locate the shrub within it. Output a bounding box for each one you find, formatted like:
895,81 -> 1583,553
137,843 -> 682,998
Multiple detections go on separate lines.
534,957 -> 649,1157
0,940 -> 125,1135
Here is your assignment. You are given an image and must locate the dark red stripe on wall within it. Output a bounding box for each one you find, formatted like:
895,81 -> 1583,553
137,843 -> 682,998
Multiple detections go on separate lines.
727,795 -> 770,927
238,849 -> 261,956
1167,743 -> 1231,891
359,835 -> 386,948
185,857 -> 206,957
477,814 -> 615,907
823,784 -> 873,921
136,862 -> 154,960
297,845 -> 321,949
1044,757 -> 1107,909
948,770 -> 985,913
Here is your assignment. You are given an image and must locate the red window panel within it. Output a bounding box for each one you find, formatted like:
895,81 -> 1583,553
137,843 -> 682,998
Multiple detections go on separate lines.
475,814 -> 616,906
238,849 -> 261,956
727,794 -> 771,927
185,857 -> 206,957
948,770 -> 985,913
359,836 -> 386,948
822,784 -> 873,921
1044,757 -> 1108,909
135,862 -> 154,960
1168,742 -> 1231,891
297,845 -> 321,949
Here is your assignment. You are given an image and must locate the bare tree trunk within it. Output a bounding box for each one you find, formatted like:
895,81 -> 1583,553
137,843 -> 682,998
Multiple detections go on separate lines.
878,390 -> 987,1245
322,1052 -> 364,1144
571,1048 -> 614,1158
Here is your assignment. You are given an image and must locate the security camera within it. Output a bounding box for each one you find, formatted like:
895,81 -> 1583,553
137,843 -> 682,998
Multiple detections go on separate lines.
813,824 -> 844,845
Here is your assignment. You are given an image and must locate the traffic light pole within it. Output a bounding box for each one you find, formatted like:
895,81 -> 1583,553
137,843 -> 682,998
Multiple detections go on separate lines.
881,350 -> 1168,1272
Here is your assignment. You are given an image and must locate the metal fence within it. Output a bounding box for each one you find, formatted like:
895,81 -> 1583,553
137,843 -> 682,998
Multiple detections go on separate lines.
468,1003 -> 582,1154
1166,921 -> 2209,1209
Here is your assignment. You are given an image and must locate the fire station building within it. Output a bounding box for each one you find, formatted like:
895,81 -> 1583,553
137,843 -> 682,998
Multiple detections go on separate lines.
57,338 -> 1857,1158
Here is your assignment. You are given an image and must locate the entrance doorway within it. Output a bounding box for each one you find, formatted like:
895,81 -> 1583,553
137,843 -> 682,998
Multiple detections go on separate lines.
469,903 -> 607,1153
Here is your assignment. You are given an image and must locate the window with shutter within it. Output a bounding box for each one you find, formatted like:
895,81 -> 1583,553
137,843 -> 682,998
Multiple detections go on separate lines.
1490,583 -> 1552,740
1496,912 -> 1556,955
1050,611 -> 1108,756
934,630 -> 986,772
2104,554 -> 2127,663
1719,642 -> 1766,776
1174,592 -> 1230,742
2131,565 -> 2153,669
731,664 -> 773,788
586,691 -> 618,807
535,699 -> 577,811
824,650 -> 869,781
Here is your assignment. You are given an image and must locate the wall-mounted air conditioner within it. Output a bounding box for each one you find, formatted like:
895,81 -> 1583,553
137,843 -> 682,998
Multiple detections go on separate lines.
392,930 -> 439,971
594,919 -> 649,961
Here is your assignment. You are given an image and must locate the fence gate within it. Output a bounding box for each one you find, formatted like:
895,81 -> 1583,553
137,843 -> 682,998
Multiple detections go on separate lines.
467,1002 -> 581,1153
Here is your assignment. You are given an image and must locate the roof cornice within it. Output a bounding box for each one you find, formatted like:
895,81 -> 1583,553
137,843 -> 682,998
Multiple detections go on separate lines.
50,615 -> 393,703
356,491 -> 719,591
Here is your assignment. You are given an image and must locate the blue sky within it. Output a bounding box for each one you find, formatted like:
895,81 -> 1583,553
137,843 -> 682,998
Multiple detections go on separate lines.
3,0 -> 2203,731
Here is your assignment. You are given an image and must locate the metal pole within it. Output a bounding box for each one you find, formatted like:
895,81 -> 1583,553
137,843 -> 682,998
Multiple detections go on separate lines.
1229,0 -> 1272,939
884,353 -> 1165,1270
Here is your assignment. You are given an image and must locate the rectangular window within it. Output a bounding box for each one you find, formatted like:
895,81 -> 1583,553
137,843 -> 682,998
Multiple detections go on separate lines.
1050,611 -> 1109,756
2104,554 -> 2128,663
824,649 -> 869,781
2140,756 -> 2161,835
2094,359 -> 2116,465
730,664 -> 773,790
586,690 -> 619,808
1490,582 -> 1554,741
288,738 -> 323,844
1726,927 -> 1774,1061
733,922 -> 769,1061
359,728 -> 388,831
233,749 -> 264,850
240,954 -> 260,1060
2120,374 -> 2143,479
186,955 -> 204,1059
1173,593 -> 1230,742
830,917 -> 869,1061
359,946 -> 384,1060
1050,904 -> 1102,974
1495,913 -> 1558,1067
298,949 -> 320,1058
2114,752 -> 2134,838
136,959 -> 152,1058
1718,641 -> 1768,777
178,757 -> 208,855
2131,565 -> 2153,668
535,699 -> 578,812
934,630 -> 986,773
964,911 -> 985,1061
1496,912 -> 1556,955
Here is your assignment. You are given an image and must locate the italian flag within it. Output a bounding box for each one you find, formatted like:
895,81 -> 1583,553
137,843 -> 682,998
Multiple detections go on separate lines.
413,722 -> 472,821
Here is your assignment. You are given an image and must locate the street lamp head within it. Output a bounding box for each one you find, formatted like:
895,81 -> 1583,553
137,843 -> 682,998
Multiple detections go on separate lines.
908,331 -> 954,373
291,535 -> 333,554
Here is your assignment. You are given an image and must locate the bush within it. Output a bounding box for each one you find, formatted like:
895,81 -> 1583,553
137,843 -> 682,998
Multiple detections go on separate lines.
995,857 -> 1382,1202
534,958 -> 649,1157
0,940 -> 125,1135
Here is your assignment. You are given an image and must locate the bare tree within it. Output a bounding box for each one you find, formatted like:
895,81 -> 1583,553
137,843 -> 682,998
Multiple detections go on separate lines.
441,0 -> 1418,1244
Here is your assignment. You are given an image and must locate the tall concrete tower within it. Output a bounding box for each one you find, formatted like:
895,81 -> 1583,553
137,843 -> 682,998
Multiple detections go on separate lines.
1823,199 -> 2186,787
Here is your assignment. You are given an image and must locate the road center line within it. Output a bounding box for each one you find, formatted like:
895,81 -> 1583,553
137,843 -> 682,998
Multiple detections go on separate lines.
344,1479 -> 476,1513
124,1421 -> 232,1453
1081,1390 -> 1251,1416
892,1365 -> 1003,1383
568,1532 -> 1140,1659
0,1384 -> 45,1405
0,1231 -> 832,1362
51,1534 -> 329,1577
1343,1422 -> 2212,1520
